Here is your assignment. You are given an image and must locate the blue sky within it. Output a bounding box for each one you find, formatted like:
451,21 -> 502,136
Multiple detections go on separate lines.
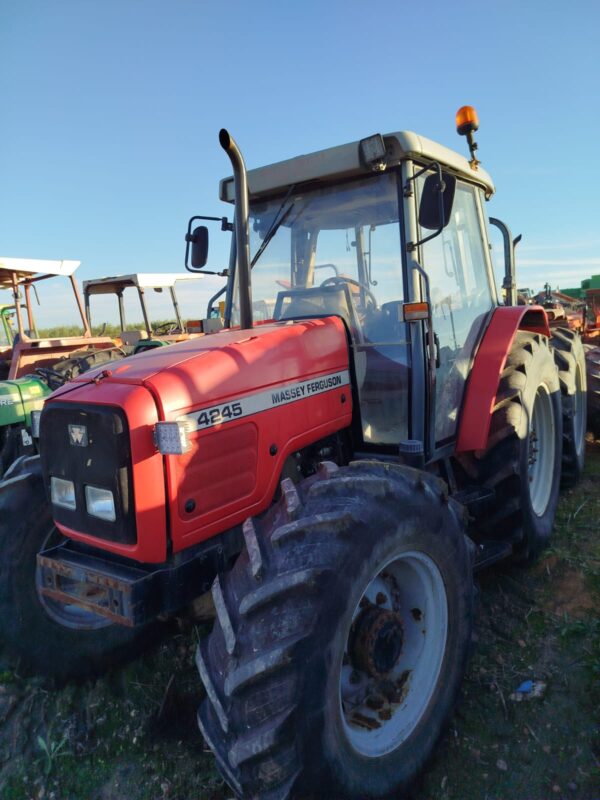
2,0 -> 599,325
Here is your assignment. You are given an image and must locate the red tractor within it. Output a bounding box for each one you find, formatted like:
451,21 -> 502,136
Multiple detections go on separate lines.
0,108 -> 587,799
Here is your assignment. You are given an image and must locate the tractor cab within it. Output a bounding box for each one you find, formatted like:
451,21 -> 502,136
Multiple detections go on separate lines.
82,272 -> 216,353
192,126 -> 499,456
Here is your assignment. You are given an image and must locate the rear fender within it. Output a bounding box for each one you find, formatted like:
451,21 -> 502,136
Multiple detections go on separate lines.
455,305 -> 550,453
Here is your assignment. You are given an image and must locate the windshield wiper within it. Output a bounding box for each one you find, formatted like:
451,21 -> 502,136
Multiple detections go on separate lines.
251,185 -> 296,267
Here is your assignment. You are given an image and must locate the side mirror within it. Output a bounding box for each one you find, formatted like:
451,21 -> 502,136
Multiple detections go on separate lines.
418,173 -> 456,231
188,226 -> 209,269
184,214 -> 233,273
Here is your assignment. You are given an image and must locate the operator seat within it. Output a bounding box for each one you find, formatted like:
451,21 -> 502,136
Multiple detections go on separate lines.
274,283 -> 362,339
119,330 -> 148,346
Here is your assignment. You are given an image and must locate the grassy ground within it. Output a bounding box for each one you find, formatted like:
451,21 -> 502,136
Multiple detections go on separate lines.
0,444 -> 598,800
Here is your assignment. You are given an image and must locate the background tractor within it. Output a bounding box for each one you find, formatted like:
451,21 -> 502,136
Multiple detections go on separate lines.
0,258 -> 124,476
0,109 -> 588,799
83,272 -> 221,353
536,277 -> 600,438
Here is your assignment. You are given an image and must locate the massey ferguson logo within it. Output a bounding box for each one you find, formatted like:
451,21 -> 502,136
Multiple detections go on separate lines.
68,424 -> 88,447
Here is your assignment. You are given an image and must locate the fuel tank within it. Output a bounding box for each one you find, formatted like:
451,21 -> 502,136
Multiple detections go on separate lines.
43,318 -> 353,562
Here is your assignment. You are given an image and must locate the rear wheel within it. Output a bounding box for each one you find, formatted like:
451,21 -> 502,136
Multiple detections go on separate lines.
458,331 -> 562,561
0,458 -> 159,683
585,344 -> 600,439
550,327 -> 587,485
197,461 -> 474,799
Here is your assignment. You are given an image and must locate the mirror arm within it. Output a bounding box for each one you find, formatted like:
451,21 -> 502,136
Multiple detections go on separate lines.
404,162 -> 446,252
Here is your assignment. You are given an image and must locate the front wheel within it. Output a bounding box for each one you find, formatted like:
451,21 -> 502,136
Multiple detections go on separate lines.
197,462 -> 474,799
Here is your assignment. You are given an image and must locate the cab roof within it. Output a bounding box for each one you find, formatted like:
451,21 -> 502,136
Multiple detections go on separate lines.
83,273 -> 205,295
0,258 -> 80,290
220,131 -> 495,202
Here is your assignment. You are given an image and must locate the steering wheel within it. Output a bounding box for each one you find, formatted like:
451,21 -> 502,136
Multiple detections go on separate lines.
319,276 -> 378,310
153,321 -> 180,336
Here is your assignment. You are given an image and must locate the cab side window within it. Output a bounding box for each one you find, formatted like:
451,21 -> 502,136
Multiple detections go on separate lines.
417,177 -> 494,443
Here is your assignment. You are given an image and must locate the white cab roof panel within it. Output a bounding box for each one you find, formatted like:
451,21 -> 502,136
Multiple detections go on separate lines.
0,258 -> 80,290
220,131 -> 495,202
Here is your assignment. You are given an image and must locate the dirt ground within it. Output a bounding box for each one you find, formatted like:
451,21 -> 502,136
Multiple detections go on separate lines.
0,444 -> 598,800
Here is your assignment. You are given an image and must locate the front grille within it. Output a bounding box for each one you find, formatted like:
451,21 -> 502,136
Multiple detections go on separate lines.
40,402 -> 136,544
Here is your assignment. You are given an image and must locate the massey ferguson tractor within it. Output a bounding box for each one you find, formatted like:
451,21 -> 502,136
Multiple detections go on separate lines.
0,108 -> 588,799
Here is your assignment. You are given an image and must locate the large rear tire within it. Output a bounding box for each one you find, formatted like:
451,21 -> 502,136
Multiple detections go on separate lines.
585,344 -> 600,439
458,331 -> 562,561
197,461 -> 474,799
550,327 -> 587,486
0,457 -> 159,683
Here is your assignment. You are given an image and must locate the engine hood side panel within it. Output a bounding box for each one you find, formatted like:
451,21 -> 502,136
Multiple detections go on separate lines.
156,318 -> 353,553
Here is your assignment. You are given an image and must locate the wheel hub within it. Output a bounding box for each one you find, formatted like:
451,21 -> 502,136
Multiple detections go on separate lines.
350,605 -> 404,678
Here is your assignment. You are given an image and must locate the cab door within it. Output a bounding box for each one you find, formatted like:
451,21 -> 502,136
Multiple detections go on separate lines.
415,175 -> 495,445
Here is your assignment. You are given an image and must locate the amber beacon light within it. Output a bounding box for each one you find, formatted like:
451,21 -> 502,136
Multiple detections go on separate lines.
455,105 -> 480,169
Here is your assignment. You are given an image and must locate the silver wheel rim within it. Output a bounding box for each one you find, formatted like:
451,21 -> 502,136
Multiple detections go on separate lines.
574,362 -> 585,457
35,528 -> 112,631
338,550 -> 448,757
528,384 -> 555,516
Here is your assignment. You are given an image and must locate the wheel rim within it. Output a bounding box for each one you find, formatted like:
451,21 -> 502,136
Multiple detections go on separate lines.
528,384 -> 555,516
574,362 -> 585,457
338,551 -> 448,758
35,527 -> 112,631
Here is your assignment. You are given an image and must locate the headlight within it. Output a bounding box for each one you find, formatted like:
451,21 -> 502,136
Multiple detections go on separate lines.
85,485 -> 116,522
154,420 -> 192,455
50,477 -> 76,510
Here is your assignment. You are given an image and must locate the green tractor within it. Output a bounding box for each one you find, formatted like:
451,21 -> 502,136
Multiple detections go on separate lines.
0,257 -> 123,476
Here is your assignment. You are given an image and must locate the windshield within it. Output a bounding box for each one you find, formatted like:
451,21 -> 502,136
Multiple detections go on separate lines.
231,171 -> 411,447
232,171 -> 405,325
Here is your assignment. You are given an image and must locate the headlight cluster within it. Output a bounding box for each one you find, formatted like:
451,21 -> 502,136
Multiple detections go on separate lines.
50,477 -> 116,522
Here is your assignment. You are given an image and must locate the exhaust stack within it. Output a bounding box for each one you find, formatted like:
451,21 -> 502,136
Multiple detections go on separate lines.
219,129 -> 253,330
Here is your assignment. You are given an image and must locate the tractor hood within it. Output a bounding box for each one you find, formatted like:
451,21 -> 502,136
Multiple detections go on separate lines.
51,317 -> 351,420
0,376 -> 49,426
41,316 -> 353,562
